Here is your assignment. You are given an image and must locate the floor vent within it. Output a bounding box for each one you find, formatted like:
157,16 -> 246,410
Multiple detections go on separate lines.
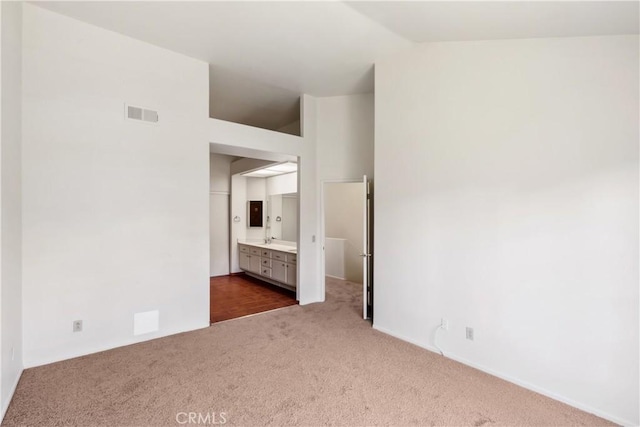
126,104 -> 159,124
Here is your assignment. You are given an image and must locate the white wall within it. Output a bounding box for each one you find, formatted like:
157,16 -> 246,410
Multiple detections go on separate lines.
210,153 -> 233,277
324,238 -> 346,279
317,93 -> 374,181
210,153 -> 232,193
0,1 -> 23,419
209,194 -> 229,277
374,35 -> 639,425
281,195 -> 298,242
299,96 -> 320,304
22,4 -> 210,367
266,172 -> 297,196
229,174 -> 247,273
325,183 -> 363,283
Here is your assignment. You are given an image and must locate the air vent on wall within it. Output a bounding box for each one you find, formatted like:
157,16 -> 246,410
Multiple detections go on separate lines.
125,104 -> 159,124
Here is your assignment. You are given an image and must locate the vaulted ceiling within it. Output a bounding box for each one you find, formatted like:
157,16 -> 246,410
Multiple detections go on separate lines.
34,1 -> 639,131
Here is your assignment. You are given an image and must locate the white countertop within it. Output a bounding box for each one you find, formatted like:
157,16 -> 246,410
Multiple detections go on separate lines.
238,241 -> 297,254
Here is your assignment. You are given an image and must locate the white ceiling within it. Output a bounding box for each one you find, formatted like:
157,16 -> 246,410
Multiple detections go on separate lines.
347,1 -> 639,43
33,1 -> 411,96
33,1 -> 639,130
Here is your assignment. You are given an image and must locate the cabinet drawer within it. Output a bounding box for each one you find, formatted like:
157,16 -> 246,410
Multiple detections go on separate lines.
261,267 -> 272,277
288,254 -> 297,264
239,245 -> 249,254
273,251 -> 286,261
250,247 -> 261,255
261,258 -> 272,267
261,249 -> 271,257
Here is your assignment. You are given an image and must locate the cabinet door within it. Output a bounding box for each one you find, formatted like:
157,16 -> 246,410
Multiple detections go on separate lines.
249,255 -> 262,273
239,253 -> 251,271
286,262 -> 297,288
272,261 -> 287,283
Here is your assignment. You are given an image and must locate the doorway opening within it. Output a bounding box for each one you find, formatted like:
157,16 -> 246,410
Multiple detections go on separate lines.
209,144 -> 300,324
321,177 -> 372,320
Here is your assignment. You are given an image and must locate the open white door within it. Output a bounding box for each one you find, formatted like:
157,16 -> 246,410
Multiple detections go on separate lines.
361,175 -> 373,319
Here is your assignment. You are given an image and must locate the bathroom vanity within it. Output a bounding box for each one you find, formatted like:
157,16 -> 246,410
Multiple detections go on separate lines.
238,242 -> 297,291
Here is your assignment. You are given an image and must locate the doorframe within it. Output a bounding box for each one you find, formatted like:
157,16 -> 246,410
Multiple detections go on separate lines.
209,144 -> 300,325
319,178 -> 367,301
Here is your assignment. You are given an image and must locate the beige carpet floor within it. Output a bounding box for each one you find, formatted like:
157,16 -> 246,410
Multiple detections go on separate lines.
3,277 -> 613,427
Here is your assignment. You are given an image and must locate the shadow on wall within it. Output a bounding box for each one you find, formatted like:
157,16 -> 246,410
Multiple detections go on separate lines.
209,64 -> 301,136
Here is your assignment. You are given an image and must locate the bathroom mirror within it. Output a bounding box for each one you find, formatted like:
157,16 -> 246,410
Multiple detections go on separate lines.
266,193 -> 297,241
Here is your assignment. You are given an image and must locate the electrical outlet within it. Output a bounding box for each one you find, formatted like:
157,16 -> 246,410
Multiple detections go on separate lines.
73,320 -> 83,332
440,318 -> 449,330
11,347 -> 15,361
466,327 -> 474,341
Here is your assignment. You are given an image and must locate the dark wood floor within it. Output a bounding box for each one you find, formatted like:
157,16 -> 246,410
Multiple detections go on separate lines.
210,274 -> 297,323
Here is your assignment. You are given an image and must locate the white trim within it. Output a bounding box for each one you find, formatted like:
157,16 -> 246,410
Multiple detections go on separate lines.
372,324 -> 634,427
209,191 -> 230,196
372,324 -> 443,354
1,368 -> 23,422
23,323 -> 209,369
325,273 -> 346,280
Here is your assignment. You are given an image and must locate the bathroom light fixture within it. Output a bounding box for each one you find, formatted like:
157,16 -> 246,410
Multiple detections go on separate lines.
241,162 -> 297,178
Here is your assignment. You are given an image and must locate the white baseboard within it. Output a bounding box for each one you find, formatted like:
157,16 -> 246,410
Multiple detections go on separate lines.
1,368 -> 23,423
24,321 -> 211,369
326,274 -> 346,280
371,324 -> 634,427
